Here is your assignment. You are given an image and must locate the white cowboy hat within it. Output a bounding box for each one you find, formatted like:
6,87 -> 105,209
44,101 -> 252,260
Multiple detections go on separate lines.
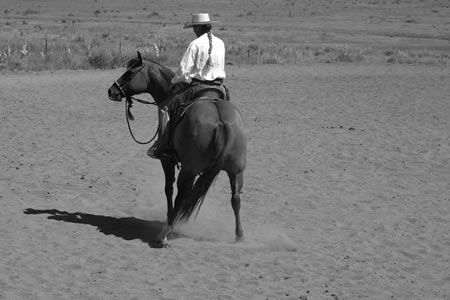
183,13 -> 218,28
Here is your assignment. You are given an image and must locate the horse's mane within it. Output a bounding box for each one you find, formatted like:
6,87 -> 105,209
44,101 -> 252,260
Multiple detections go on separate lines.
126,57 -> 174,79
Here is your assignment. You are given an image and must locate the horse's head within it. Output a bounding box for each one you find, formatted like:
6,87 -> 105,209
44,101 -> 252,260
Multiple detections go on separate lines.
108,51 -> 148,102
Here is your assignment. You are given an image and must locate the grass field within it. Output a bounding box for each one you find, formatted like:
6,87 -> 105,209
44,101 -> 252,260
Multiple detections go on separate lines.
1,0 -> 449,70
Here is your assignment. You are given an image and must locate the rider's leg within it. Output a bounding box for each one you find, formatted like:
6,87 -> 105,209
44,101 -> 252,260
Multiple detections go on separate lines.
147,106 -> 169,159
147,85 -> 193,159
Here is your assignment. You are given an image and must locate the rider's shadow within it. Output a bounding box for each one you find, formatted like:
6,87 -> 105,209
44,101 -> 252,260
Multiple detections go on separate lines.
23,208 -> 166,248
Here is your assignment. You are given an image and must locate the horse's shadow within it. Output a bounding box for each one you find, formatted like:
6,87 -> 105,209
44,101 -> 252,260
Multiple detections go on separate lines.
24,208 -> 167,249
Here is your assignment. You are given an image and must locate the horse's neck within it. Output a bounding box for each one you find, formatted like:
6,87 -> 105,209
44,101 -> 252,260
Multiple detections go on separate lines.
146,64 -> 173,105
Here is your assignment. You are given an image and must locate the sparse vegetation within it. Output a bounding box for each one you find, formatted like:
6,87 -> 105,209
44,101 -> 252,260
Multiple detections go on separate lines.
22,8 -> 39,16
0,0 -> 448,71
1,36 -> 448,72
384,48 -> 450,64
309,44 -> 367,63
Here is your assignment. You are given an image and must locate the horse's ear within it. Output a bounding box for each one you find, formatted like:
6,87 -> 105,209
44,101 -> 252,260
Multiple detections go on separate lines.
137,51 -> 143,65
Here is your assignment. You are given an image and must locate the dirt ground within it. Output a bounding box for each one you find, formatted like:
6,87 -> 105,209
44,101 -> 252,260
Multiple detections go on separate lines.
1,63 -> 449,299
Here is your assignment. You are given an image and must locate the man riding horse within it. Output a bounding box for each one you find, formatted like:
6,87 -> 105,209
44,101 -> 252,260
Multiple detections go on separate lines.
147,13 -> 229,160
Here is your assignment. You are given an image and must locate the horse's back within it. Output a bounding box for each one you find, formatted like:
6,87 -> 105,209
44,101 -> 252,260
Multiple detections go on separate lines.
173,99 -> 247,173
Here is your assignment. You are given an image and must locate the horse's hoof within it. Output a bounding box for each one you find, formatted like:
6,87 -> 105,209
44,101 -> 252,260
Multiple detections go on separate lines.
152,240 -> 170,248
235,236 -> 245,243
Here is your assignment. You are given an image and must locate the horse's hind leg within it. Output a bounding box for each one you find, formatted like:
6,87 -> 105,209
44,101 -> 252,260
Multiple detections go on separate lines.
161,160 -> 176,220
228,171 -> 244,241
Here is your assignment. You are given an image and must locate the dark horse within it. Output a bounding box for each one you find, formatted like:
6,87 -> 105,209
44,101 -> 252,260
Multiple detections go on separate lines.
107,52 -> 247,244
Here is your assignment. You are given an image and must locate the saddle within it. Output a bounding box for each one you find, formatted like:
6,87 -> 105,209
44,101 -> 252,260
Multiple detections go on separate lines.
193,88 -> 227,101
173,83 -> 230,124
190,78 -> 230,102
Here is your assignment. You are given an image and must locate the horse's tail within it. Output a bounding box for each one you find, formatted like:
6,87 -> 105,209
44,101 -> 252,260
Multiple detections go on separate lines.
176,114 -> 234,221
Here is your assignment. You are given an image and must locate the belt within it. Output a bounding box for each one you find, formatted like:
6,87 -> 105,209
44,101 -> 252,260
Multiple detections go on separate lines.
191,78 -> 224,85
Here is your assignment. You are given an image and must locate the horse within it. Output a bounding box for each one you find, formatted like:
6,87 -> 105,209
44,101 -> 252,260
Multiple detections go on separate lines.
107,52 -> 247,245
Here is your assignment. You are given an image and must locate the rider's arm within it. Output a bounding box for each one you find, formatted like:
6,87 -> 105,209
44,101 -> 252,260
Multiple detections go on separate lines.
171,42 -> 198,85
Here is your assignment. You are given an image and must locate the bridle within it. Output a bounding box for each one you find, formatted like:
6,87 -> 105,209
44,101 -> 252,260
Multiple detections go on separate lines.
113,61 -> 159,145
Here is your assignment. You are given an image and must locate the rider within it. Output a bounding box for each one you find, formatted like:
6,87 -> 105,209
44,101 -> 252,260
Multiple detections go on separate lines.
147,13 -> 227,159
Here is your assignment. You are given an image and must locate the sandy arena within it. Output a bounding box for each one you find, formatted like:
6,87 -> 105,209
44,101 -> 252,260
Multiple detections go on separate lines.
1,63 -> 449,299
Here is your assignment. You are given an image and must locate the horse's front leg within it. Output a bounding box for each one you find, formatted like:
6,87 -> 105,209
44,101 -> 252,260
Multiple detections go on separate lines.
161,160 -> 176,220
153,160 -> 176,246
156,222 -> 173,246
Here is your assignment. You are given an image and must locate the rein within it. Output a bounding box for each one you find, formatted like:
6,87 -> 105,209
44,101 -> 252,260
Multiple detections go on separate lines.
125,96 -> 159,145
112,59 -> 162,145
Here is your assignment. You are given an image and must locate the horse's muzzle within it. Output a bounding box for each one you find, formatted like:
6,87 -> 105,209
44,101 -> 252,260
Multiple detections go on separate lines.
108,87 -> 122,102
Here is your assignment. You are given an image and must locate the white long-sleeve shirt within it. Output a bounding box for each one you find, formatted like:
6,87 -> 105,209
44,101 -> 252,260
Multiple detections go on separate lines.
171,32 -> 226,84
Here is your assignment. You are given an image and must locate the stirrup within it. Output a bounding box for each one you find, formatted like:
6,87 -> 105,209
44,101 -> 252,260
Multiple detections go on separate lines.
147,144 -> 171,160
147,144 -> 159,159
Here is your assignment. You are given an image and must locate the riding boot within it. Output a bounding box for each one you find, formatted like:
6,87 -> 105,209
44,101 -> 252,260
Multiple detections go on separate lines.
147,107 -> 171,159
156,120 -> 172,158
